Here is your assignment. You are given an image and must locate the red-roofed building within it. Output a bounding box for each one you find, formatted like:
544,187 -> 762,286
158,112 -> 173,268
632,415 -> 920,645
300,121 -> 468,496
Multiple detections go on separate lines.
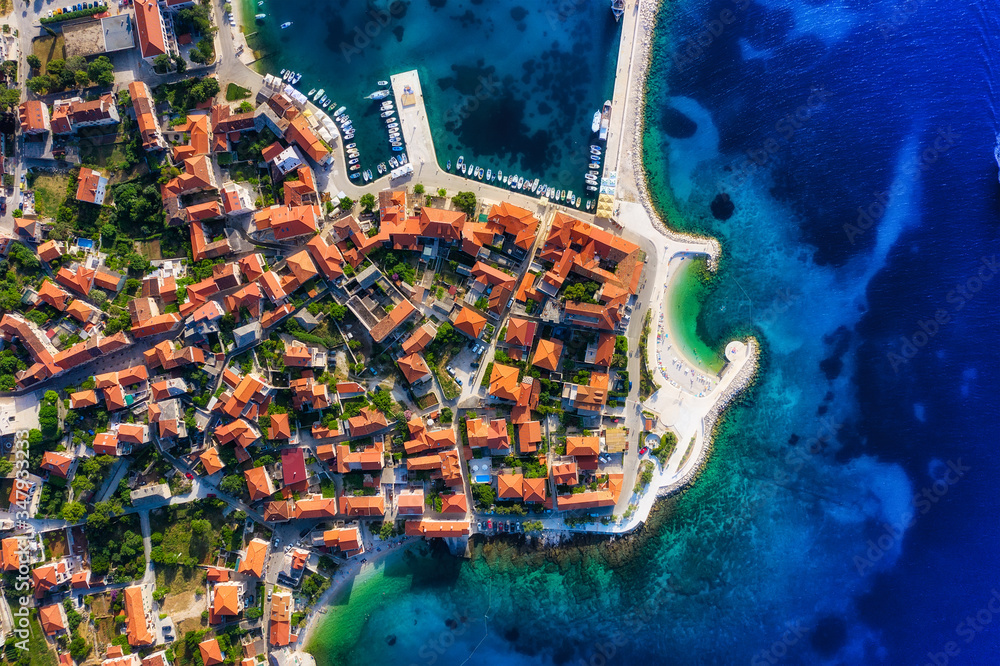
133,0 -> 170,61
75,167 -> 108,205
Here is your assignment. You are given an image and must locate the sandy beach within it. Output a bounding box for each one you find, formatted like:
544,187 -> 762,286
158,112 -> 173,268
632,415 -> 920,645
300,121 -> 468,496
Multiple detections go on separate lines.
296,536 -> 417,658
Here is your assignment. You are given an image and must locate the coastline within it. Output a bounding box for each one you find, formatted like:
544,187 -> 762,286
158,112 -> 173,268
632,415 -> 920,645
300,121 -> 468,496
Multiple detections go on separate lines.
298,537 -> 417,661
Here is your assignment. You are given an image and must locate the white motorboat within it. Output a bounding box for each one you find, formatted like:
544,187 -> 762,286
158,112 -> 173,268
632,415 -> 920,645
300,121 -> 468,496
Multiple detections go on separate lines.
486,169 -> 492,181
366,89 -> 390,100
280,21 -> 292,28
334,106 -> 347,117
314,88 -> 324,100
592,110 -> 601,133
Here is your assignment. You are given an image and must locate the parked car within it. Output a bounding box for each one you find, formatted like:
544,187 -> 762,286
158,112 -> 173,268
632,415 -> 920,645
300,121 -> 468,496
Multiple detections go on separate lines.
638,446 -> 649,456
185,472 -> 193,479
207,493 -> 217,498
487,519 -> 492,530
456,379 -> 463,386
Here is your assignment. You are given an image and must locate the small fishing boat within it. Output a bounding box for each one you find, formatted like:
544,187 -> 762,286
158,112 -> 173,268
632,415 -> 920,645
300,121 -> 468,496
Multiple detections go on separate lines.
346,143 -> 356,149
592,110 -> 601,133
313,89 -> 325,100
280,21 -> 292,28
350,164 -> 360,171
460,163 -> 466,174
350,172 -> 360,180
363,169 -> 372,181
387,123 -> 399,130
255,13 -> 266,19
400,153 -> 407,164
446,160 -> 452,171
381,101 -> 394,109
457,156 -> 464,170
381,111 -> 395,118
378,163 -> 386,174
291,73 -> 301,84
308,88 -> 316,96
348,158 -> 359,165
497,170 -> 503,182
486,169 -> 492,181
389,157 -> 399,168
280,68 -> 286,77
586,185 -> 598,192
377,80 -> 389,86
392,146 -> 403,152
589,163 -> 600,170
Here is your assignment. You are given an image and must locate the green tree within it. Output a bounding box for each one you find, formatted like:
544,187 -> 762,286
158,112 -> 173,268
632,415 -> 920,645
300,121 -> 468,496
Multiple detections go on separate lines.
330,304 -> 347,320
86,56 -> 115,86
26,75 -> 53,95
88,289 -> 108,306
0,87 -> 21,111
0,458 -> 11,476
173,55 -> 187,74
61,501 -> 86,523
220,474 -> 246,496
437,188 -> 446,198
152,54 -> 171,73
26,54 -> 41,70
338,196 -> 355,211
413,184 -> 425,195
74,70 -> 90,87
359,193 -> 377,213
451,191 -> 477,216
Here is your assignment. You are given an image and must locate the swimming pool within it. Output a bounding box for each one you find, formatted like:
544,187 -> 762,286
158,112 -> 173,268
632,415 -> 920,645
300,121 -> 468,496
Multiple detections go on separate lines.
77,238 -> 94,249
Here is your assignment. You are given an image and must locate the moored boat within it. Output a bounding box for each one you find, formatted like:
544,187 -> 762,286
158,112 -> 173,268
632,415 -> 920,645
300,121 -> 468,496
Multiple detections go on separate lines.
366,89 -> 391,100
280,21 -> 292,28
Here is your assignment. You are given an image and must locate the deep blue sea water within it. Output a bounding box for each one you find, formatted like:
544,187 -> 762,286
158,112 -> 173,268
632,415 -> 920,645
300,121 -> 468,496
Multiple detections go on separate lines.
302,0 -> 1000,664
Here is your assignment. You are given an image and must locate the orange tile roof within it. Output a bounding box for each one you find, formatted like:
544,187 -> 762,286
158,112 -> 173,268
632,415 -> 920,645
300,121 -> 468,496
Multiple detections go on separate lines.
488,363 -> 521,402
505,317 -> 536,348
268,412 -> 291,439
285,248 -> 319,288
286,115 -> 330,163
17,101 -> 48,133
134,0 -> 167,58
125,585 -> 153,645
37,279 -> 72,311
294,496 -> 338,519
41,451 -> 73,478
128,80 -> 163,150
397,490 -> 424,515
594,332 -> 616,367
439,493 -> 468,513
322,527 -> 361,553
0,538 -> 19,571
369,299 -> 418,343
38,603 -> 65,635
517,421 -> 542,453
418,207 -> 466,242
75,167 -> 106,205
199,637 -> 224,666
401,323 -> 435,355
37,240 -> 61,263
341,495 -> 386,516
238,538 -> 268,577
93,432 -> 120,456
254,204 -> 318,241
172,114 -> 210,160
552,462 -> 579,486
200,447 -> 225,475
532,338 -> 563,372
117,423 -> 148,444
396,352 -> 431,384
69,389 -> 98,409
522,477 -> 547,503
453,307 -> 486,339
497,473 -> 523,500
213,583 -> 241,617
404,520 -> 470,538
346,406 -> 389,436
244,466 -> 275,501
566,436 -> 600,458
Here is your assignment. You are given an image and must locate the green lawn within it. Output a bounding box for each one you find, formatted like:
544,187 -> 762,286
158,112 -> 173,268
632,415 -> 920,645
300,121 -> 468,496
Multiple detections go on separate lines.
226,82 -> 252,100
29,172 -> 71,218
31,34 -> 65,74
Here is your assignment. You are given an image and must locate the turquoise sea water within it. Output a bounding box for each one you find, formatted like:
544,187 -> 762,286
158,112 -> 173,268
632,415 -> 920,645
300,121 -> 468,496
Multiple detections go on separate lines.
297,0 -> 1000,662
247,0 -> 620,195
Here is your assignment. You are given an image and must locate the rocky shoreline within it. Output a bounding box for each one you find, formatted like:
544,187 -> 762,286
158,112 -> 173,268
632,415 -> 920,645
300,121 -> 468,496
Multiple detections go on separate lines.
625,0 -> 723,271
